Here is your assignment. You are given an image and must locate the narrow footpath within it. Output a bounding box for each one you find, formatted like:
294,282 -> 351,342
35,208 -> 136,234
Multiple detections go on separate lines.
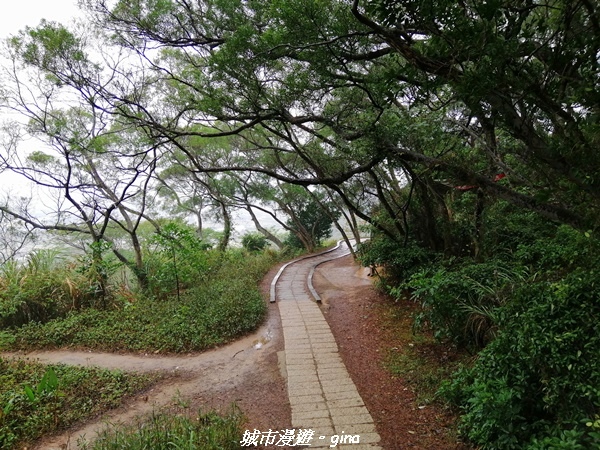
274,242 -> 382,449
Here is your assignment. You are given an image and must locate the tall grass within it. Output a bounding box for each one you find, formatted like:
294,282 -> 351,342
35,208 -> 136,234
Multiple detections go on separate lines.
0,249 -> 88,328
80,407 -> 244,450
2,249 -> 280,353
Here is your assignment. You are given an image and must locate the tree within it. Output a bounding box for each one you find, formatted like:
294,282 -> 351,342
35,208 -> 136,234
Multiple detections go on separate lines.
5,0 -> 600,258
0,23 -> 165,289
280,185 -> 339,252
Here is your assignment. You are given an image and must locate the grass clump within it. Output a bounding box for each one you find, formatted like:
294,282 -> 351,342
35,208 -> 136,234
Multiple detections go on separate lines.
1,248 -> 278,353
80,407 -> 244,450
0,357 -> 157,450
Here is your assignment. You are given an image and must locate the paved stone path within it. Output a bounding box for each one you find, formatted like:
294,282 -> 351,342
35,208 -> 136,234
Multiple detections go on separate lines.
274,242 -> 382,449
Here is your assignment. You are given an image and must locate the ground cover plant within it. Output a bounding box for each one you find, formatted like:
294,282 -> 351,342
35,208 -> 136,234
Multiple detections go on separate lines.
79,406 -> 244,450
0,357 -> 157,450
0,245 -> 277,353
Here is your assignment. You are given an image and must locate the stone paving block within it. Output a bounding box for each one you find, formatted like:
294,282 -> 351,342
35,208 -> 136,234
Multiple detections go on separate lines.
289,394 -> 326,406
285,345 -> 312,353
301,313 -> 325,319
289,386 -> 323,397
284,333 -> 311,342
304,320 -> 330,327
289,381 -> 322,392
292,407 -> 331,423
286,357 -> 315,366
311,348 -> 339,356
308,334 -> 335,341
312,342 -> 339,350
314,361 -> 347,371
283,325 -> 307,331
286,355 -> 315,365
314,353 -> 344,363
323,389 -> 363,401
333,422 -> 378,435
286,343 -> 312,350
286,368 -> 318,379
317,369 -> 353,380
331,413 -> 374,427
329,405 -> 371,418
309,336 -> 337,344
292,401 -> 329,412
328,397 -> 365,409
320,381 -> 358,392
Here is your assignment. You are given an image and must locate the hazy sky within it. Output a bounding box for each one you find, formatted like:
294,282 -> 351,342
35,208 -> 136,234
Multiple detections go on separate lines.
0,1 -> 82,198
0,0 -> 82,39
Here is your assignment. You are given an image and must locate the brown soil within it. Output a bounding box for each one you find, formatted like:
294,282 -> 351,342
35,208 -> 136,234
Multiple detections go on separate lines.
314,255 -> 469,450
8,255 -> 467,450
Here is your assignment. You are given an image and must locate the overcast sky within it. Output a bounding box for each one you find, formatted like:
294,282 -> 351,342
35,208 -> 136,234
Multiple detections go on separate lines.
0,1 -> 82,198
0,0 -> 81,39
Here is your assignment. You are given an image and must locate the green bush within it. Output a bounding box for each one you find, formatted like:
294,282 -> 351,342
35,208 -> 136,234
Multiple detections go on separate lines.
0,250 -> 96,328
440,269 -> 600,449
241,232 -> 268,252
404,259 -> 525,348
357,237 -> 436,285
144,222 -> 215,299
5,249 -> 277,353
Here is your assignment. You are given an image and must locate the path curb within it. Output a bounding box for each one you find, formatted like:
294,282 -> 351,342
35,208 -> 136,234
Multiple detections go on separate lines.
270,241 -> 344,303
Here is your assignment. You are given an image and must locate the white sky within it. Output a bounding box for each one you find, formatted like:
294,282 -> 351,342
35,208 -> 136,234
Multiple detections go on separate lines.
0,0 -> 82,39
0,1 -> 83,203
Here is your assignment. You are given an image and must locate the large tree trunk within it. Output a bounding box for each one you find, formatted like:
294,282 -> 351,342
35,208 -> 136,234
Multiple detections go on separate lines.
217,201 -> 231,252
246,206 -> 284,249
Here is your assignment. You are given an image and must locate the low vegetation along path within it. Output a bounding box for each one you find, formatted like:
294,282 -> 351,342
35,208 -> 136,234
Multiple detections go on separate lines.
4,244 -> 466,449
1,242 -> 377,449
274,241 -> 381,449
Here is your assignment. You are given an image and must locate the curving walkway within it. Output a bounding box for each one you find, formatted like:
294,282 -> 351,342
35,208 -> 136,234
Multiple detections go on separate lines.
274,242 -> 382,449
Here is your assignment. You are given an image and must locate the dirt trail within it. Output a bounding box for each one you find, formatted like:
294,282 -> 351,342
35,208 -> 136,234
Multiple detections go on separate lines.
4,264 -> 291,450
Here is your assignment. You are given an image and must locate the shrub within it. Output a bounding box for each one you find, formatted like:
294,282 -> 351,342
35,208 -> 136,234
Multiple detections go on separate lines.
5,249 -> 277,353
0,250 -> 97,328
144,222 -> 215,299
357,237 -> 436,286
241,232 -> 268,252
440,269 -> 600,449
0,358 -> 155,449
404,259 -> 525,348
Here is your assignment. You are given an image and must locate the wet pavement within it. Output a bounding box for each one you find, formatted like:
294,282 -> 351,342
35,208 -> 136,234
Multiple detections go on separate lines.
274,242 -> 382,449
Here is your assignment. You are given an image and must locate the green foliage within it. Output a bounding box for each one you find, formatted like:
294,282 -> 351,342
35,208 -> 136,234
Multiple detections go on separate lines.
405,259 -> 526,348
77,240 -> 122,307
282,190 -> 338,251
5,249 -> 276,353
357,236 -> 435,285
241,232 -> 268,252
0,250 -> 87,328
0,358 -> 155,449
440,271 -> 600,449
435,229 -> 600,448
145,221 -> 213,299
82,407 -> 243,450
